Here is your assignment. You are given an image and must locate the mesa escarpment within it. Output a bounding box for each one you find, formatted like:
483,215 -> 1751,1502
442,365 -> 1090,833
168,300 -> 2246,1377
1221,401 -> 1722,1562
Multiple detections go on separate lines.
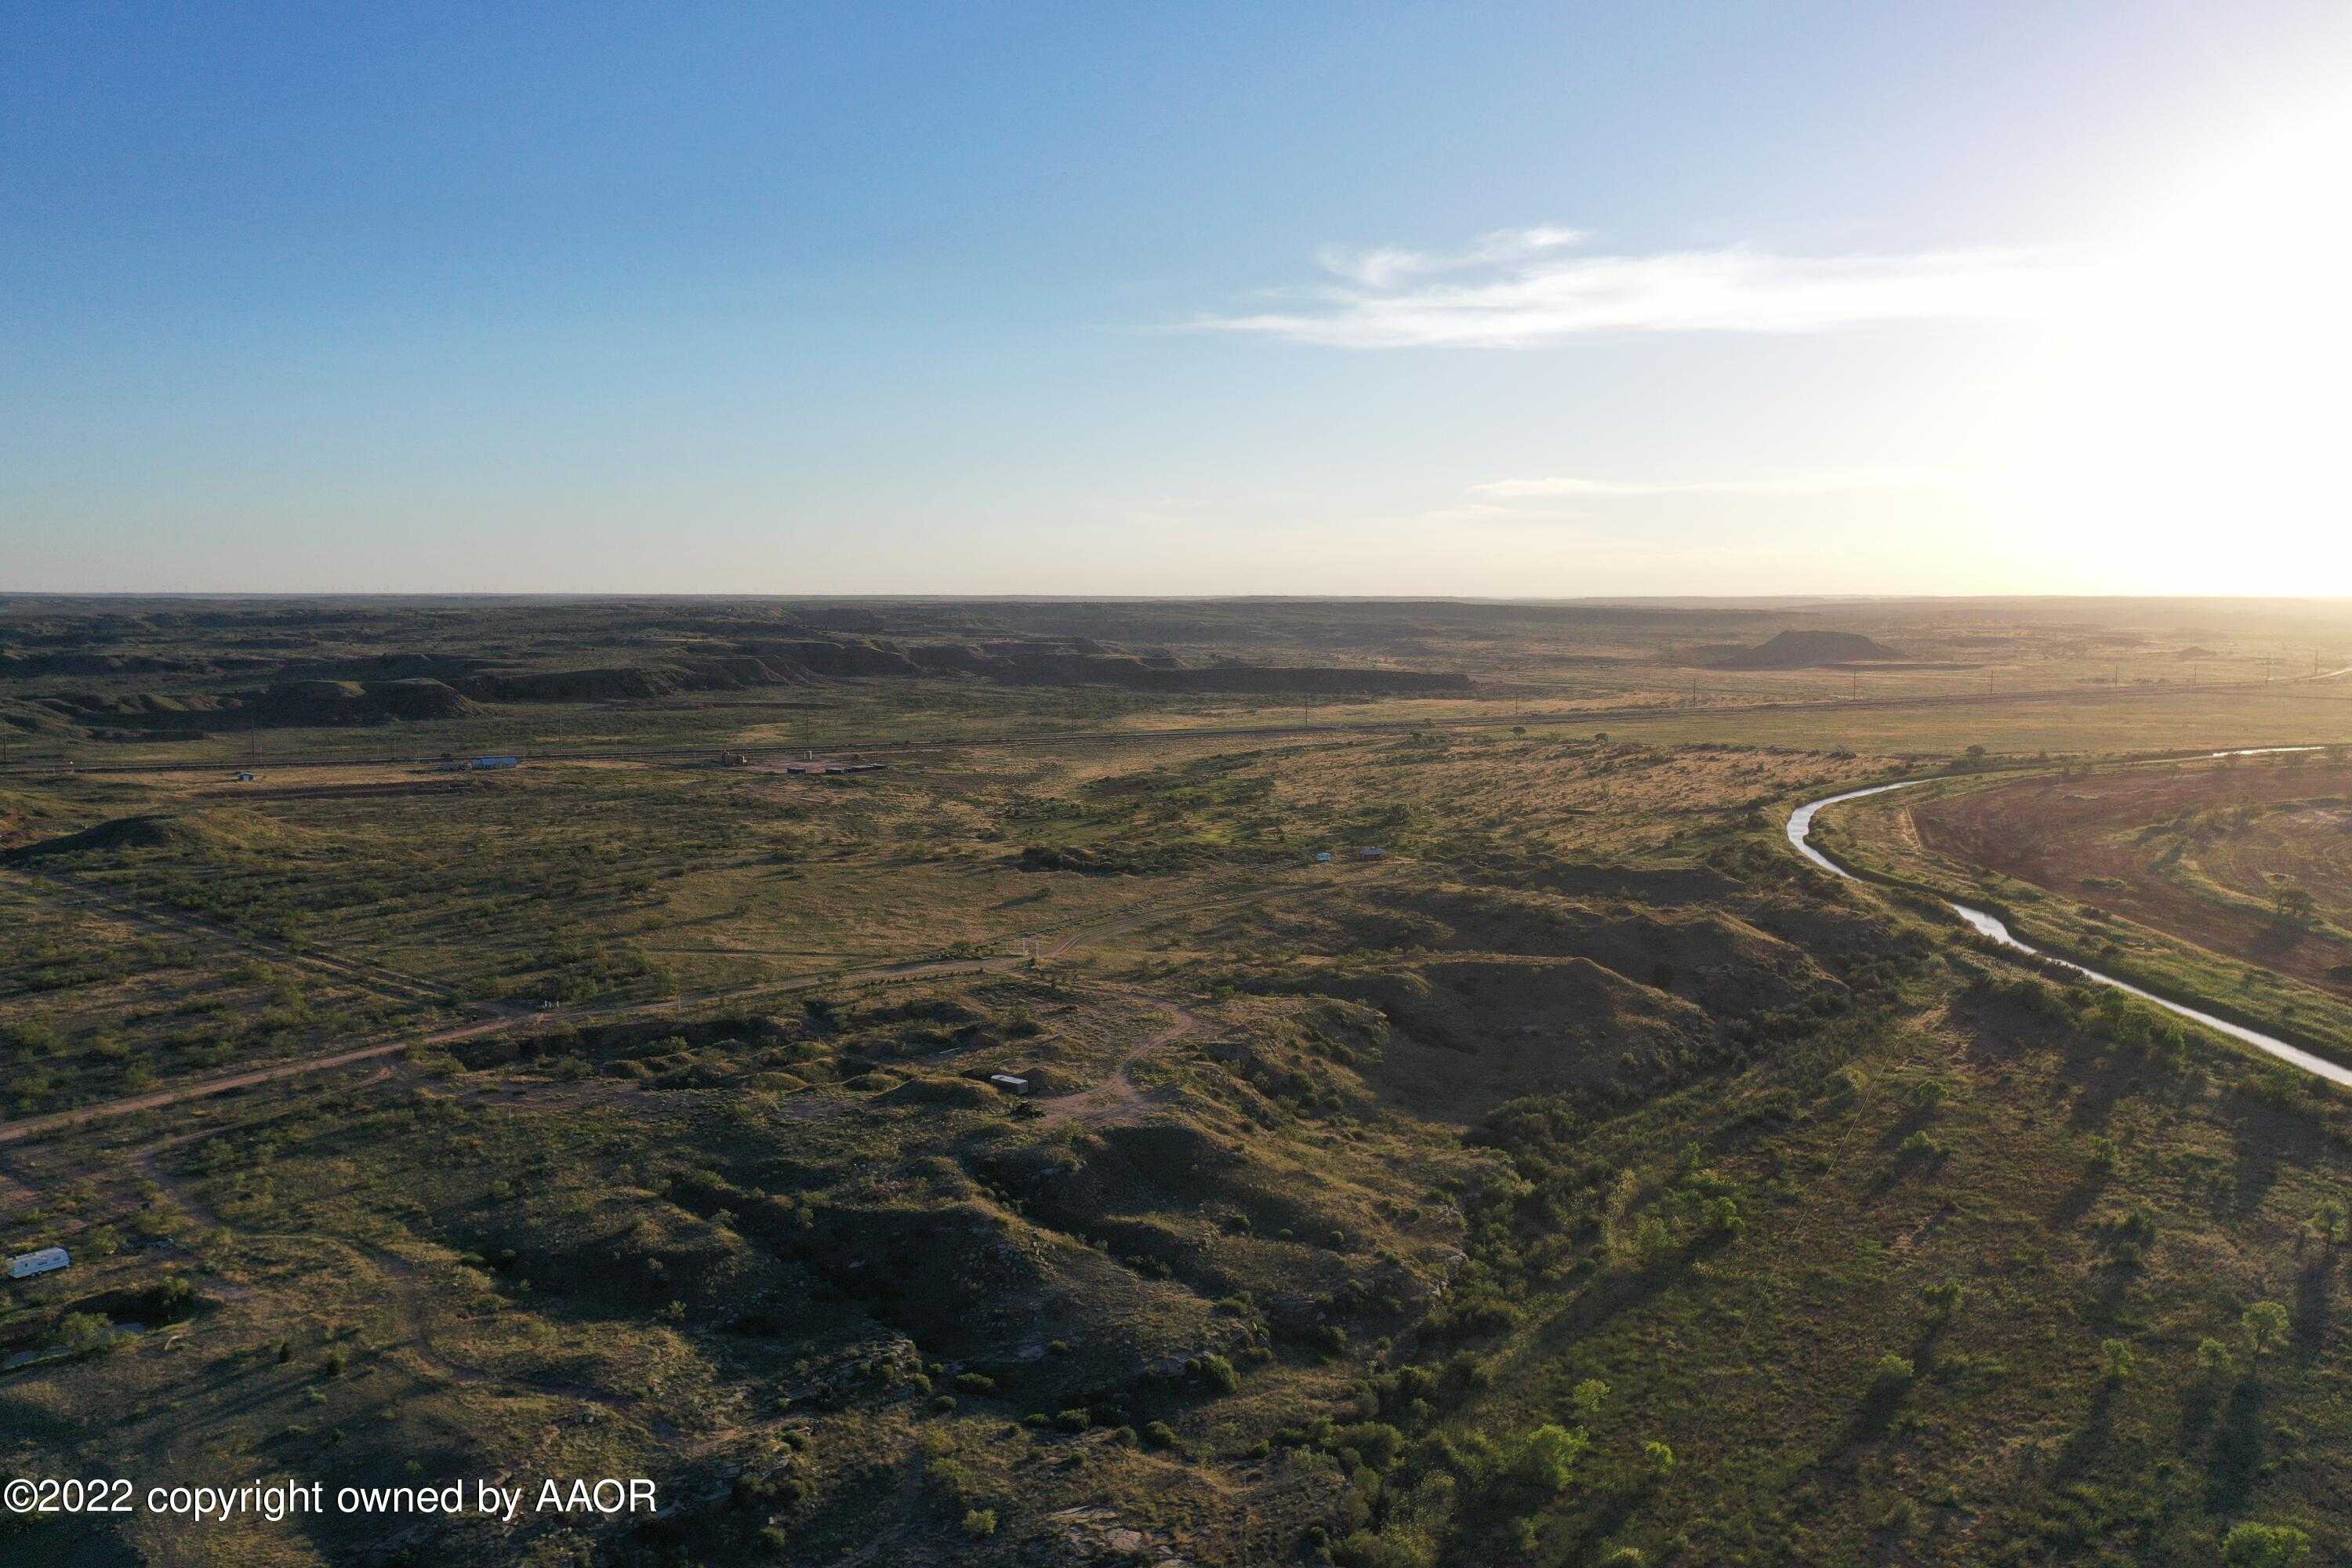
2,607 -> 1472,741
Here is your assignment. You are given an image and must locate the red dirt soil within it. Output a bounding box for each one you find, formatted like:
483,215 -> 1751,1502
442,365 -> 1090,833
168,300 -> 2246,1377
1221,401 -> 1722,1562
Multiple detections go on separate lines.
1911,757 -> 2352,995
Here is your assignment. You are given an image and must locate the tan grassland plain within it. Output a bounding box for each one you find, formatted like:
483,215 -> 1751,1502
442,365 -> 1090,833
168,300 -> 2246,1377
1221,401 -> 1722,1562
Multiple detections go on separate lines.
6,595 -> 2352,1567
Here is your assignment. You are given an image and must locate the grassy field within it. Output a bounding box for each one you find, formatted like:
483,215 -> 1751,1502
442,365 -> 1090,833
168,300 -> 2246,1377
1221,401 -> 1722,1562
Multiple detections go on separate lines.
9,596 -> 2352,1566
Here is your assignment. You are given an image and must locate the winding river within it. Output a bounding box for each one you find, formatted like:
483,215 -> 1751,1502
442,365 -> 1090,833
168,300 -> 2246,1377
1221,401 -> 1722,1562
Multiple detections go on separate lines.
1788,753 -> 2352,1089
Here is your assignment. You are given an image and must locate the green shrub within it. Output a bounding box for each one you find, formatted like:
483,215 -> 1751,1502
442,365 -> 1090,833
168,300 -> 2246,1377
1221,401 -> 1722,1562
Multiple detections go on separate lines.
2222,1523 -> 2311,1567
2244,1301 -> 2290,1362
961,1508 -> 998,1539
1330,1421 -> 1406,1472
1332,1528 -> 1434,1568
1503,1424 -> 1588,1495
1189,1353 -> 1240,1395
55,1312 -> 115,1359
1898,1130 -> 1946,1161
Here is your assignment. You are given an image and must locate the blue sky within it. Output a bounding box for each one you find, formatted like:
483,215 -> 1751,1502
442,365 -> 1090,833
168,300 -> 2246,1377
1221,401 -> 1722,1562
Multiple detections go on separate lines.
6,2 -> 2349,594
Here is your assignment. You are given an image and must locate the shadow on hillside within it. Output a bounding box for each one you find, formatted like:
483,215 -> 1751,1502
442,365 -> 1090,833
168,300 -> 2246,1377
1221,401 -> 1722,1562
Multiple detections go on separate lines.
1519,1231 -> 1743,1360
2047,1380 -> 2120,1484
2293,1251 -> 2335,1361
2205,1377 -> 2267,1513
2176,1376 -> 2221,1449
2216,1090 -> 2343,1218
2045,1169 -> 2110,1230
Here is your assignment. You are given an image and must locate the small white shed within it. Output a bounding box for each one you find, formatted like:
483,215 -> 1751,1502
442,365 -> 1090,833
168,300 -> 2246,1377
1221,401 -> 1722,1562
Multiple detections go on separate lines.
989,1073 -> 1031,1094
8,1247 -> 71,1280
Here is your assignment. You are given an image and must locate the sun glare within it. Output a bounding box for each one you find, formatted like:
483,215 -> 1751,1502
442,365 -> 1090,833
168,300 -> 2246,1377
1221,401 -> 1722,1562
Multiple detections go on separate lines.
2011,96 -> 2352,590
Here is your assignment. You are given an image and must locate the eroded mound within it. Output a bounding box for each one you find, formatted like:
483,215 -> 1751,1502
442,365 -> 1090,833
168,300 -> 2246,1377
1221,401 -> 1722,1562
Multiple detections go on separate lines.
3,812 -> 191,862
1709,629 -> 1904,668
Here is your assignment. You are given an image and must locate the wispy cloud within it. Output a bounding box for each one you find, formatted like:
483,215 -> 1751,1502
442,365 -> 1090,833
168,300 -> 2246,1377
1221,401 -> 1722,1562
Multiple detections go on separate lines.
1190,230 -> 2063,347
1313,225 -> 1588,289
1469,470 -> 1943,499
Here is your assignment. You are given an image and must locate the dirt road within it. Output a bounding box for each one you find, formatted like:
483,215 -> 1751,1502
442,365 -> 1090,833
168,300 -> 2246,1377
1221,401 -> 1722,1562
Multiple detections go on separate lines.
0,867 -> 1351,1146
1036,999 -> 1203,1127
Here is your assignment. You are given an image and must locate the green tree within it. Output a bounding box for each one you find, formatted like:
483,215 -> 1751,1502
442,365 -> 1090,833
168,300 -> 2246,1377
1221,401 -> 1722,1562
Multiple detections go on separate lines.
55,1312 -> 114,1358
1919,1281 -> 1965,1320
2100,1338 -> 2136,1384
2273,884 -> 2318,927
1504,1425 -> 1589,1496
1571,1378 -> 1610,1419
2243,1301 -> 2291,1364
1642,1440 -> 1675,1478
2222,1521 -> 2311,1567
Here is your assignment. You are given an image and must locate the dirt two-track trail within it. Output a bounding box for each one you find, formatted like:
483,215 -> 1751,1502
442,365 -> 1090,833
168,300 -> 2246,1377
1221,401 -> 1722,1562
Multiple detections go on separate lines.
1036,996 -> 1203,1127
0,868 -> 1363,1147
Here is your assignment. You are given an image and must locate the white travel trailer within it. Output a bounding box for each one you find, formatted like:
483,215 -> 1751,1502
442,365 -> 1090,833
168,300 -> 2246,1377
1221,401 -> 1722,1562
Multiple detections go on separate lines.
8,1247 -> 71,1280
